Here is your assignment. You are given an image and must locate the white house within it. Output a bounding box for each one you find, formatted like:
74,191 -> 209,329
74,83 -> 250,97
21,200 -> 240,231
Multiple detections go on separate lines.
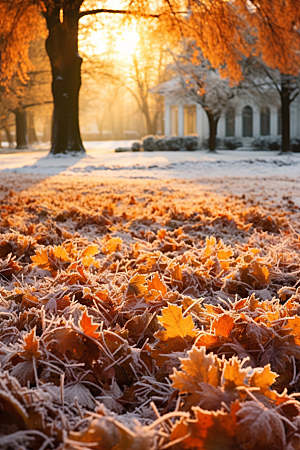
153,78 -> 300,146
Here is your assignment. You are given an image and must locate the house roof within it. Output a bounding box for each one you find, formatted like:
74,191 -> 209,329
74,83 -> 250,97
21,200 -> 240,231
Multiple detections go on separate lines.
150,76 -> 183,95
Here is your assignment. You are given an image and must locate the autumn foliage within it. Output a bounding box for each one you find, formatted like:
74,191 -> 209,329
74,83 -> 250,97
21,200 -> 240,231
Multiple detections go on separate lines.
0,175 -> 299,449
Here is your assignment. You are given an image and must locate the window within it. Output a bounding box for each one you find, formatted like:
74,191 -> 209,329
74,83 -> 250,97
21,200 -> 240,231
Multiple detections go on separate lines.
260,106 -> 270,135
278,108 -> 282,135
170,106 -> 178,136
242,106 -> 253,137
184,105 -> 196,135
226,108 -> 235,137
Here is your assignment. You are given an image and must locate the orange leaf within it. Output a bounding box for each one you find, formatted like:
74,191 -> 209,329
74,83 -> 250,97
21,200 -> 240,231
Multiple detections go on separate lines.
102,237 -> 122,254
212,314 -> 234,338
171,346 -> 221,393
156,303 -> 196,340
203,236 -> 216,258
82,244 -> 99,257
20,328 -> 41,359
126,273 -> 148,297
31,248 -> 48,267
53,245 -> 70,262
170,403 -> 240,449
79,310 -> 101,339
147,272 -> 167,296
82,255 -> 101,268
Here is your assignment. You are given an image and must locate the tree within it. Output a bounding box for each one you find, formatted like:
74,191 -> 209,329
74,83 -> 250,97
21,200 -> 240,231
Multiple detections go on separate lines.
1,0 -> 300,153
171,46 -> 235,152
0,37 -> 52,149
117,20 -> 171,135
241,57 -> 299,153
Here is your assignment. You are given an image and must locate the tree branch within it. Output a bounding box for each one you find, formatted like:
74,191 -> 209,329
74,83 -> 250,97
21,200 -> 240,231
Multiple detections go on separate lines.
79,8 -> 159,19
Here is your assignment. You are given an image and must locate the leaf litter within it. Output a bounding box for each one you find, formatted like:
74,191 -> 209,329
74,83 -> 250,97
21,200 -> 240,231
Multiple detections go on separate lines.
0,174 -> 300,449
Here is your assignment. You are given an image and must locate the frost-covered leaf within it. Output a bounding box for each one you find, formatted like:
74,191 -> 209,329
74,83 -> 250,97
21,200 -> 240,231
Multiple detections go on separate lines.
236,401 -> 286,450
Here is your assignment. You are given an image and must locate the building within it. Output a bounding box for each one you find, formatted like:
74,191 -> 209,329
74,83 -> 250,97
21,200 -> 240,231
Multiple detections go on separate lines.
154,78 -> 300,146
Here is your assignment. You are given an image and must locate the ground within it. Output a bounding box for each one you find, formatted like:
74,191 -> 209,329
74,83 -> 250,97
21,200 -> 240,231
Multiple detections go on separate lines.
1,158 -> 300,449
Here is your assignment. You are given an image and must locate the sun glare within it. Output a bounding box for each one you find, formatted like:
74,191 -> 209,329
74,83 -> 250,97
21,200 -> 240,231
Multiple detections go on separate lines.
79,20 -> 140,60
114,27 -> 140,56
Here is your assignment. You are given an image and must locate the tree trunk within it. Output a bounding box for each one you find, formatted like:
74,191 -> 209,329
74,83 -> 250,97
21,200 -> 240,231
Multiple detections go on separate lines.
15,109 -> 28,149
4,125 -> 13,148
206,111 -> 219,152
143,102 -> 156,135
280,86 -> 291,153
44,5 -> 84,154
28,112 -> 38,144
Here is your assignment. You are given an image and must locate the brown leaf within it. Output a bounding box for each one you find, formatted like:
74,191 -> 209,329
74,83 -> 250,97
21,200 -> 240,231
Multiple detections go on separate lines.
236,401 -> 286,450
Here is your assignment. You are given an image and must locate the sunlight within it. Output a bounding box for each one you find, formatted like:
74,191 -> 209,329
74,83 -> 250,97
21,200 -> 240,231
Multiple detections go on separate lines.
114,27 -> 140,56
79,20 -> 139,59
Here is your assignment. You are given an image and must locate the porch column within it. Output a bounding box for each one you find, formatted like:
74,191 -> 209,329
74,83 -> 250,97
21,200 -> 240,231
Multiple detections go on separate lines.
178,104 -> 184,137
218,113 -> 226,138
235,109 -> 242,137
164,102 -> 171,137
253,107 -> 260,137
270,107 -> 277,136
196,105 -> 203,145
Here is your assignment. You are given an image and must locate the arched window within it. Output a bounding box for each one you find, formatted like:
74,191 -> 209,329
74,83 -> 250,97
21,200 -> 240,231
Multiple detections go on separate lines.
278,108 -> 282,135
226,108 -> 235,137
260,106 -> 270,135
242,106 -> 253,137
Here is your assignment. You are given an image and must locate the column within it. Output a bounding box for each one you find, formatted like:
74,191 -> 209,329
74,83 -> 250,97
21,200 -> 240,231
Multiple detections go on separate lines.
164,101 -> 171,137
270,107 -> 277,136
196,104 -> 203,145
178,104 -> 184,137
253,107 -> 260,137
290,100 -> 297,138
218,113 -> 225,138
235,109 -> 242,137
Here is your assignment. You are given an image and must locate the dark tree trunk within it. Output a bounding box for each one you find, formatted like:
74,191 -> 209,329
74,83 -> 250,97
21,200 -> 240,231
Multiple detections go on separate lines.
206,111 -> 219,152
44,4 -> 84,154
280,86 -> 291,153
143,103 -> 156,135
28,112 -> 38,144
4,125 -> 13,148
15,109 -> 28,149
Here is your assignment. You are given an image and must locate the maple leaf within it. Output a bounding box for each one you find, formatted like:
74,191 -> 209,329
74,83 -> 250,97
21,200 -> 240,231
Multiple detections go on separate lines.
171,346 -> 221,392
82,255 -> 101,268
223,357 -> 250,390
203,236 -> 216,258
147,272 -> 167,296
102,237 -> 122,254
53,245 -> 70,262
68,415 -> 153,450
126,273 -> 148,297
79,310 -> 101,339
45,328 -> 84,358
212,314 -> 234,338
82,244 -> 99,257
249,364 -> 278,395
287,316 -> 300,345
170,402 -> 241,450
155,303 -> 197,341
236,401 -> 286,450
20,327 -> 41,359
31,248 -> 49,267
195,333 -> 221,349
